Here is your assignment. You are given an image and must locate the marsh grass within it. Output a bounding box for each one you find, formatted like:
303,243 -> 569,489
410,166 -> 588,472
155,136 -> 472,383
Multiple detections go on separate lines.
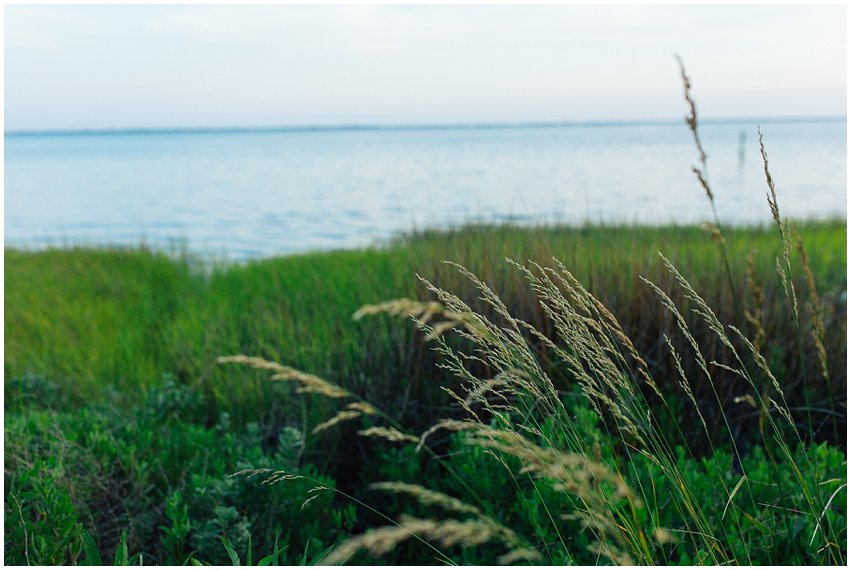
5,223 -> 844,437
221,228 -> 845,563
222,238 -> 846,563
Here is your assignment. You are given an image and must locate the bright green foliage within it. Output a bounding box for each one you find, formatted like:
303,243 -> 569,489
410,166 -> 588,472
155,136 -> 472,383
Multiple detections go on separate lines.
4,380 -> 351,565
160,492 -> 191,562
6,459 -> 87,565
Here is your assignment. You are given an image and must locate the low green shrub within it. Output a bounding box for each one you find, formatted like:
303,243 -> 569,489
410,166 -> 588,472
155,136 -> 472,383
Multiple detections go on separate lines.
4,379 -> 353,565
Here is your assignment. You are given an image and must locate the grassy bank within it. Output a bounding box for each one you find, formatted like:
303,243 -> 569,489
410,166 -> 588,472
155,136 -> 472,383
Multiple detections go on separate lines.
6,222 -> 846,420
4,221 -> 847,564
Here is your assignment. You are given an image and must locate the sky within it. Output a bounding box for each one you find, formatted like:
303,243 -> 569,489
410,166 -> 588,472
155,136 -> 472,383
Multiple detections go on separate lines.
4,3 -> 847,131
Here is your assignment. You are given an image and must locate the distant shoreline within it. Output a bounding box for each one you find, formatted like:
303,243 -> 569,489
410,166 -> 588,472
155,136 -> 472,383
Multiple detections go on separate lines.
5,218 -> 847,264
5,115 -> 846,138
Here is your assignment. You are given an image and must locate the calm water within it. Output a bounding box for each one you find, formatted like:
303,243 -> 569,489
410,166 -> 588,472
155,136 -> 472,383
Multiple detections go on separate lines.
4,120 -> 846,259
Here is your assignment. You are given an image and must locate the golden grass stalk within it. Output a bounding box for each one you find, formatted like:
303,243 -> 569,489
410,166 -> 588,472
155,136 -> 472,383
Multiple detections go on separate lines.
346,402 -> 379,416
639,276 -> 713,384
700,221 -> 725,245
369,482 -> 483,517
218,354 -> 350,399
658,253 -> 738,355
727,325 -> 784,401
676,54 -> 708,178
352,297 -> 471,340
677,56 -> 743,321
759,128 -> 800,327
417,419 -> 479,452
312,410 -> 362,435
301,485 -> 333,510
463,427 -> 636,505
497,546 -> 546,565
744,251 -> 767,353
664,334 -> 709,437
352,298 -> 447,322
357,426 -> 419,444
231,468 -> 303,486
217,354 -> 288,372
792,223 -> 830,385
322,515 -> 521,565
759,127 -> 782,232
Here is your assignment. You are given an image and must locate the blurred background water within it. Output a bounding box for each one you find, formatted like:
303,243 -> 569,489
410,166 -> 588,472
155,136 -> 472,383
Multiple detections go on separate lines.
4,119 -> 846,260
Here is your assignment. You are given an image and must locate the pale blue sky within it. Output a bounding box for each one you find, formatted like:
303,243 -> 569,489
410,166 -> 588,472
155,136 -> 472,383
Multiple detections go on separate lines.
5,4 -> 847,131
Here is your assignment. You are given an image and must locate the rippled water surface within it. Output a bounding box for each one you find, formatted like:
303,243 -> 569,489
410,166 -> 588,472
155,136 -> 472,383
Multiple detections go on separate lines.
5,120 -> 846,259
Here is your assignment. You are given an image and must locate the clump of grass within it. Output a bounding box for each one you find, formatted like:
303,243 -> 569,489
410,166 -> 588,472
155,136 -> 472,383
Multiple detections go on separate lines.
224,238 -> 845,563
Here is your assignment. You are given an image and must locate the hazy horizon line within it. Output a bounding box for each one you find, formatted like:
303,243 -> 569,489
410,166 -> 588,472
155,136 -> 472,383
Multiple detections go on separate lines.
6,114 -> 846,137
